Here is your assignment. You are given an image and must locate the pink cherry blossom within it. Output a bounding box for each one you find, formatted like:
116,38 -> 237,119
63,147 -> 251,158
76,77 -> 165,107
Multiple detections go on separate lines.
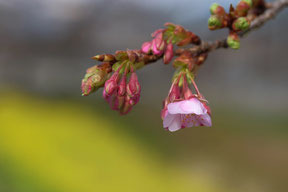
163,98 -> 212,132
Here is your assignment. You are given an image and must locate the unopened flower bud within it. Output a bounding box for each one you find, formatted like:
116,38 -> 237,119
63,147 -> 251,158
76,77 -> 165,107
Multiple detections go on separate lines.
141,41 -> 152,54
152,33 -> 166,55
232,17 -> 250,31
210,3 -> 226,16
152,39 -> 164,55
91,54 -> 115,62
104,71 -> 120,95
81,65 -> 108,96
208,15 -> 223,30
126,72 -> 141,97
227,32 -> 240,49
163,43 -> 174,64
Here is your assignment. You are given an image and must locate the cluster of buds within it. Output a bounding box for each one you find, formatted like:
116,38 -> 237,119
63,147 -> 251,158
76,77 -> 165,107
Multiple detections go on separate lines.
82,50 -> 144,114
141,23 -> 201,64
208,0 -> 256,49
162,70 -> 211,132
103,60 -> 141,115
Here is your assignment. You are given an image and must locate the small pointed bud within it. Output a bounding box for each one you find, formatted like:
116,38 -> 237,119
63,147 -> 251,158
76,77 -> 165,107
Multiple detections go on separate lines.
92,54 -> 115,62
126,72 -> 141,97
163,43 -> 174,64
210,3 -> 226,16
208,15 -> 223,30
141,41 -> 152,54
81,65 -> 108,96
227,32 -> 240,49
104,71 -> 120,95
232,17 -> 250,31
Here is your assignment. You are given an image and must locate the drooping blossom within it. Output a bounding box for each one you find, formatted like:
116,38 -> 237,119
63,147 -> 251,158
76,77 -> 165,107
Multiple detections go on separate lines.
162,73 -> 211,132
163,97 -> 212,132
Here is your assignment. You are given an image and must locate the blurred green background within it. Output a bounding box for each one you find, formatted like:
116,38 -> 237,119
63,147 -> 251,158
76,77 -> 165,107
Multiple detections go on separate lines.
0,0 -> 288,191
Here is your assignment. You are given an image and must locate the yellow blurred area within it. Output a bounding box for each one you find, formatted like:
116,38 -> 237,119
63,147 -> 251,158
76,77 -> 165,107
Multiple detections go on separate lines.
0,92 -> 221,192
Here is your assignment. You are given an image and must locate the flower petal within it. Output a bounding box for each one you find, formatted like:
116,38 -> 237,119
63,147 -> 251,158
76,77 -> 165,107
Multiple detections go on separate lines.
163,113 -> 175,128
168,114 -> 181,132
167,98 -> 207,115
198,113 -> 212,127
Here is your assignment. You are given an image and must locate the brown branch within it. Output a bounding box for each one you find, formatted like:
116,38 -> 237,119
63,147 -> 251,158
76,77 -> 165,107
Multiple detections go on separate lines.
145,0 -> 288,64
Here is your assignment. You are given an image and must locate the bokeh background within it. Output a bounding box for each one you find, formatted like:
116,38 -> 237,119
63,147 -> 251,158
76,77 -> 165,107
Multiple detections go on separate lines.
0,0 -> 288,191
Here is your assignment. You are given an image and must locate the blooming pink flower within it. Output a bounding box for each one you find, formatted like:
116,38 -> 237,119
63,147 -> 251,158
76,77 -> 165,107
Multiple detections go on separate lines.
163,98 -> 212,132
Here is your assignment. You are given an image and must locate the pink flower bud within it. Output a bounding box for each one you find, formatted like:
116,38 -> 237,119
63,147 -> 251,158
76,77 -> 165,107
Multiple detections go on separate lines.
104,71 -> 120,96
155,33 -> 165,50
152,39 -> 163,55
126,72 -> 141,97
141,41 -> 152,54
163,43 -> 174,64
